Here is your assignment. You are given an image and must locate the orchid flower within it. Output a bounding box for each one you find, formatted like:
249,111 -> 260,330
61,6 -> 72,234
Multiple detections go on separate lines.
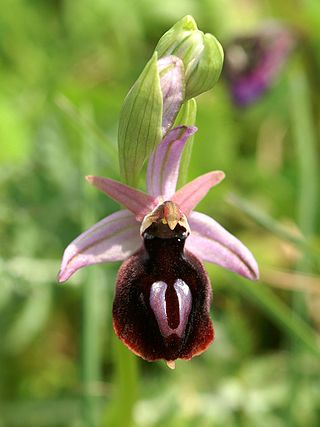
58,125 -> 259,367
223,22 -> 295,106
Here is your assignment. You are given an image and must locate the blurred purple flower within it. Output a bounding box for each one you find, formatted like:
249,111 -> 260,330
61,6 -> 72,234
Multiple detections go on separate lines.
58,126 -> 259,366
223,23 -> 295,106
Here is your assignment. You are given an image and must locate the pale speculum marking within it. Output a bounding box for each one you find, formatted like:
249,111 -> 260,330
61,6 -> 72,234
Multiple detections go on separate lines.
149,279 -> 192,338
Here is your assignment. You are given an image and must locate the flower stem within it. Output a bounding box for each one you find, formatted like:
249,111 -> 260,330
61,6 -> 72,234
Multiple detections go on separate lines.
102,338 -> 138,427
81,105 -> 104,426
231,277 -> 320,358
82,271 -> 102,427
289,63 -> 318,241
287,56 -> 318,424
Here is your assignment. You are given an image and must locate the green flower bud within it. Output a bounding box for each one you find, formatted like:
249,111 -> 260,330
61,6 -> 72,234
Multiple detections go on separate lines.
156,15 -> 224,99
118,53 -> 185,186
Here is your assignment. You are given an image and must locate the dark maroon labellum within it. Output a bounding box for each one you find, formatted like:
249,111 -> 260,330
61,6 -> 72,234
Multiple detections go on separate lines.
113,222 -> 214,362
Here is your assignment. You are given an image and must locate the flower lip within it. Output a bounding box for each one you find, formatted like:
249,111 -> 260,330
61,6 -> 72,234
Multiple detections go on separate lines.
140,200 -> 190,237
113,232 -> 214,363
59,126 -> 259,284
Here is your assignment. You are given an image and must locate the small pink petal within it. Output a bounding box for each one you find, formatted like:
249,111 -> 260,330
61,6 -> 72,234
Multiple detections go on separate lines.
172,171 -> 225,215
146,126 -> 197,198
58,210 -> 141,282
86,176 -> 157,221
185,211 -> 259,280
158,56 -> 185,133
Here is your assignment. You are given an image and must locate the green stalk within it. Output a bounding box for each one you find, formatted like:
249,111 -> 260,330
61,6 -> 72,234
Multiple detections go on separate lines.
230,277 -> 320,358
228,57 -> 319,426
289,65 -> 318,240
102,96 -> 140,425
81,106 -> 104,427
82,270 -> 102,427
287,58 -> 319,424
102,338 -> 138,427
227,194 -> 320,262
56,94 -> 118,170
79,102 -> 139,426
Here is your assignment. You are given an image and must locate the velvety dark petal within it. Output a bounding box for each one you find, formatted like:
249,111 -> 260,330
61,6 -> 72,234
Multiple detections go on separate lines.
113,242 -> 213,362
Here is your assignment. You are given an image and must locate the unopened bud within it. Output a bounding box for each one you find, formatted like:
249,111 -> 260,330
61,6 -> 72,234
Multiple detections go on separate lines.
156,15 -> 224,99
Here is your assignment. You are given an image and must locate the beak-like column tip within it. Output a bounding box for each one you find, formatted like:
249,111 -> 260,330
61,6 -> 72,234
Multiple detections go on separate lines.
167,219 -> 178,230
85,175 -> 94,183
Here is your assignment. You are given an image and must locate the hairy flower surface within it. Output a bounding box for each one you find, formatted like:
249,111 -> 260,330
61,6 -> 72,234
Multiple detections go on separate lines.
59,125 -> 259,366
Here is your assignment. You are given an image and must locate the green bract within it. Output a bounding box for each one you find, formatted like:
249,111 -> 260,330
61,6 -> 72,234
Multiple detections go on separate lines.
156,15 -> 224,99
118,16 -> 224,186
174,98 -> 197,186
118,52 -> 163,186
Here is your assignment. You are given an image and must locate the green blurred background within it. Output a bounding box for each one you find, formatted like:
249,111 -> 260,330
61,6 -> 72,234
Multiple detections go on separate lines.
1,0 -> 320,426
